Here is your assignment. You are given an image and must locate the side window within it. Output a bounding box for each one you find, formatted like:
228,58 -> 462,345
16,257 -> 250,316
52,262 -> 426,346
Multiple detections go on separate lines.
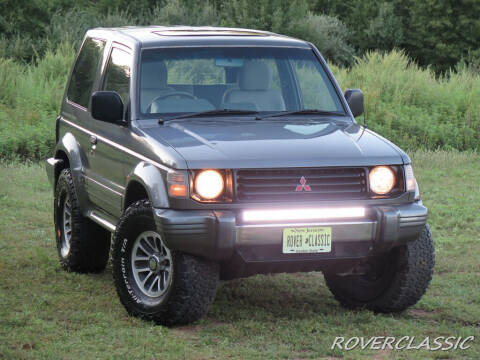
67,37 -> 105,108
103,48 -> 131,107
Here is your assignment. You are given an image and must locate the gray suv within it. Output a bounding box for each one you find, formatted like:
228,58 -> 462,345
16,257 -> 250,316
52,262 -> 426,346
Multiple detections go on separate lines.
46,26 -> 434,325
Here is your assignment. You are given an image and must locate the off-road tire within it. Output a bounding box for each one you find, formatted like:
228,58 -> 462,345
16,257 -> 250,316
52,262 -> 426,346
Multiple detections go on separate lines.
112,199 -> 219,326
324,224 -> 434,313
54,168 -> 111,272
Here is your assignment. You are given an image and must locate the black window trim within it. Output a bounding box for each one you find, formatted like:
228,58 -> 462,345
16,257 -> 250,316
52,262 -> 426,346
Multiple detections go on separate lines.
98,42 -> 133,121
100,43 -> 132,90
307,44 -> 350,117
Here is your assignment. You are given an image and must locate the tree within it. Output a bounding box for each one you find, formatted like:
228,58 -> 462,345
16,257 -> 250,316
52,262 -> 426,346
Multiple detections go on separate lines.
404,0 -> 480,72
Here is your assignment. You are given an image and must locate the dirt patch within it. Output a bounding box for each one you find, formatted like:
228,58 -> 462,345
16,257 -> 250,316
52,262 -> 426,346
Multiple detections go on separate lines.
171,324 -> 201,338
372,349 -> 391,360
407,309 -> 433,318
21,343 -> 36,350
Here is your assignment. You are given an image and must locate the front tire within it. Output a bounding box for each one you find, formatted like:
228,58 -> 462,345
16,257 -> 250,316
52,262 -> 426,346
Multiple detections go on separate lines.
112,200 -> 219,325
54,168 -> 111,273
324,224 -> 435,313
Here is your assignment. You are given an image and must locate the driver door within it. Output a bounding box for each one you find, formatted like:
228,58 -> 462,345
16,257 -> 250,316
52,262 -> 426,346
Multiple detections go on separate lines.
85,44 -> 133,218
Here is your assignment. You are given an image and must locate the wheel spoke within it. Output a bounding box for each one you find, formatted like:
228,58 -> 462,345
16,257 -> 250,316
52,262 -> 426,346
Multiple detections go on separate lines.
148,276 -> 159,292
147,236 -> 158,252
159,271 -> 165,290
144,238 -> 157,254
142,271 -> 154,285
137,242 -> 152,256
156,237 -> 163,253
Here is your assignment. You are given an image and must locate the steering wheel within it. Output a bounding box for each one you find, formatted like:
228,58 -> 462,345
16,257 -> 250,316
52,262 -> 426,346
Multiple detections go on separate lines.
148,91 -> 196,110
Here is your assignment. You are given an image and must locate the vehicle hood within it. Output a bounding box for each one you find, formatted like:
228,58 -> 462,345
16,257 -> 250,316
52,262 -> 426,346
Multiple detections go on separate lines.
140,119 -> 406,169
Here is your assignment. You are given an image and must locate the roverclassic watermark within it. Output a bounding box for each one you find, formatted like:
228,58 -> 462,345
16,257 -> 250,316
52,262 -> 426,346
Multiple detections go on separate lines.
331,336 -> 475,351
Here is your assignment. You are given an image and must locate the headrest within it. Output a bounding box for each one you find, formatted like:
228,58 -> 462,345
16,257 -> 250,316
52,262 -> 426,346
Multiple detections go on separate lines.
141,61 -> 168,89
239,60 -> 272,91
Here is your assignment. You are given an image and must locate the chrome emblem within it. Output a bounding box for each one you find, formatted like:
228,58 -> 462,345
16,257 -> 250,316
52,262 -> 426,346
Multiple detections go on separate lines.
295,176 -> 311,192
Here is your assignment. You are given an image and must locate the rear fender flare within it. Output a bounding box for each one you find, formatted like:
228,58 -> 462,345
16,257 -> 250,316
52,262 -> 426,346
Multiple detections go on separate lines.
55,132 -> 88,210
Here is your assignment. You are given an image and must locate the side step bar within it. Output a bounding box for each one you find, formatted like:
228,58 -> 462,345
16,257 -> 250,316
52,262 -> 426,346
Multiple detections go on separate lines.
87,211 -> 116,232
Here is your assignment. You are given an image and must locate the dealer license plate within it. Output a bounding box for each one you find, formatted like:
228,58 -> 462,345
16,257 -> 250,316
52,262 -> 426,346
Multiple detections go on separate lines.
282,227 -> 332,254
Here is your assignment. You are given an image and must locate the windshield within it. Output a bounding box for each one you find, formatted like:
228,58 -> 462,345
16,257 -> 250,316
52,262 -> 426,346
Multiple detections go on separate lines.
138,47 -> 345,117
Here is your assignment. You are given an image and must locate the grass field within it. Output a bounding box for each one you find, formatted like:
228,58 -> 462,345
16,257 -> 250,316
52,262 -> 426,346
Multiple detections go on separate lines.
0,151 -> 479,359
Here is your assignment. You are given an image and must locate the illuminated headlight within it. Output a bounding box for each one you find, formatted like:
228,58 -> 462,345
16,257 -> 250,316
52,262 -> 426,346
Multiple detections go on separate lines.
369,166 -> 396,195
194,170 -> 225,200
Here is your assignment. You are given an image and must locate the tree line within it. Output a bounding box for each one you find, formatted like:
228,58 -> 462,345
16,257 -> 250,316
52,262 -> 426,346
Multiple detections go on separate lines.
1,0 -> 479,72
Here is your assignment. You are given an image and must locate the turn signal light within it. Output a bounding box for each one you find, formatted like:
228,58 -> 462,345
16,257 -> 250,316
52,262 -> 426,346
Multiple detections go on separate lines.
167,170 -> 188,198
169,183 -> 187,197
404,165 -> 416,192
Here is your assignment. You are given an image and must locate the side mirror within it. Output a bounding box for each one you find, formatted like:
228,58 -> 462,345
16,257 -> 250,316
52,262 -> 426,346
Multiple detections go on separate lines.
344,89 -> 364,117
91,91 -> 125,124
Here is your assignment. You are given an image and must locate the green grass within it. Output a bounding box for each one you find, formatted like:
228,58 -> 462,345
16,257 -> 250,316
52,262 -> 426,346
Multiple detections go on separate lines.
0,151 -> 479,359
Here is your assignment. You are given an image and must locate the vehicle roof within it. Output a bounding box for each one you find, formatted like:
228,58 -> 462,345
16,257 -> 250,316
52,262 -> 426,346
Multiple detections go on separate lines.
88,26 -> 311,49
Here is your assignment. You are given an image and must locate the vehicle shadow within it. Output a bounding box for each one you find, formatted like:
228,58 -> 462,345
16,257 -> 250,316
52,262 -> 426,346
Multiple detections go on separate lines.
209,272 -> 346,322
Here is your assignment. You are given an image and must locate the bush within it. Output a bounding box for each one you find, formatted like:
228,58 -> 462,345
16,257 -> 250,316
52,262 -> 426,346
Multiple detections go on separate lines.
287,13 -> 354,66
1,49 -> 479,160
331,50 -> 480,150
0,43 -> 74,160
149,0 -> 219,26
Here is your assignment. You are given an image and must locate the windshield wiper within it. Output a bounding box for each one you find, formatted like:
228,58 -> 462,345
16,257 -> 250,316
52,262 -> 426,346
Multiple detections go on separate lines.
158,109 -> 258,124
255,109 -> 345,120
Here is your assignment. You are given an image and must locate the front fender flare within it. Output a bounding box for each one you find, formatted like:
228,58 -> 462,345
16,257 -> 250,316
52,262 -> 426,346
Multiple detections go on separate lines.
124,162 -> 170,209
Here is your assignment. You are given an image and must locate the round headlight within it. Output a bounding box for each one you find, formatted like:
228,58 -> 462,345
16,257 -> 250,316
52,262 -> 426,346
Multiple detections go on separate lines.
369,166 -> 396,195
194,170 -> 224,200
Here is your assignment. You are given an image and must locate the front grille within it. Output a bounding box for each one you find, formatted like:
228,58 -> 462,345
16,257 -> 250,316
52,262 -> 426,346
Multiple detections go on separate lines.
235,167 -> 367,202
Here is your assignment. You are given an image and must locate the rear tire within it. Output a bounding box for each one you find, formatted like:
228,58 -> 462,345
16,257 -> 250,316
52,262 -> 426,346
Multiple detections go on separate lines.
54,168 -> 111,273
324,224 -> 434,313
112,199 -> 219,325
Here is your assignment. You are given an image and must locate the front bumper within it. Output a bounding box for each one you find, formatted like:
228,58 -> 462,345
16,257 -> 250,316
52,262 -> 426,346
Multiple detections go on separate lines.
154,201 -> 427,273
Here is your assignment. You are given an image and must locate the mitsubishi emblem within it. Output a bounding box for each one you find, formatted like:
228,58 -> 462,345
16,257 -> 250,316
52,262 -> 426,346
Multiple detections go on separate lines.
295,176 -> 311,192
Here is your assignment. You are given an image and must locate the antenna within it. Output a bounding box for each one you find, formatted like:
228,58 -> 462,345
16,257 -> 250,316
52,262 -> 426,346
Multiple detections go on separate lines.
363,108 -> 367,129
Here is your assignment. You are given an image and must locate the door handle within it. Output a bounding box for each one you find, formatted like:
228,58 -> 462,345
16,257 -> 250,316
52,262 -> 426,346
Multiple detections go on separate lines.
90,135 -> 98,146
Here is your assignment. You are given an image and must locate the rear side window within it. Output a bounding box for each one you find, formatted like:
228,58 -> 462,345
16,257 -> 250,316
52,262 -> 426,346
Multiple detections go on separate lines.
67,37 -> 105,108
103,48 -> 132,105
